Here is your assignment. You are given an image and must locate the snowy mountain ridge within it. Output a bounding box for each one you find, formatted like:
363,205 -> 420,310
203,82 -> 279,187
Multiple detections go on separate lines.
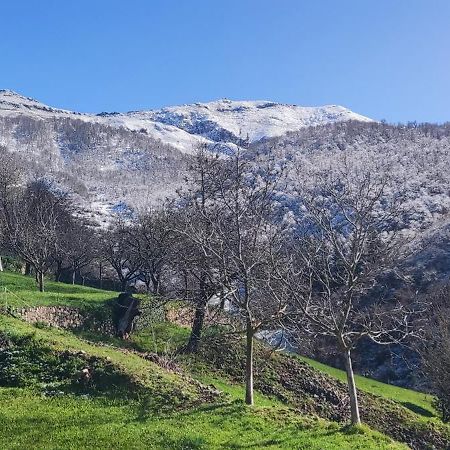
124,98 -> 373,146
0,89 -> 375,221
0,90 -> 372,153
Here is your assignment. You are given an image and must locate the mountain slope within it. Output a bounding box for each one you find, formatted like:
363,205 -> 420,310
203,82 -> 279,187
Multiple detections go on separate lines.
0,89 -> 204,154
0,90 -> 372,151
123,98 -> 372,146
0,89 -> 373,217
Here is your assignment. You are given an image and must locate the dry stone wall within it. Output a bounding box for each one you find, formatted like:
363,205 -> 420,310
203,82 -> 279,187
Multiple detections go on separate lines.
16,306 -> 114,334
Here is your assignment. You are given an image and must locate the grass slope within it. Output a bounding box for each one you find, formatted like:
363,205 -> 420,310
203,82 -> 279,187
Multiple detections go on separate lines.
0,271 -> 433,418
0,316 -> 403,450
76,322 -> 450,448
0,388 -> 405,450
121,320 -> 437,421
0,271 -> 447,449
0,271 -> 115,309
0,315 -> 209,409
121,323 -> 450,449
299,355 -> 436,419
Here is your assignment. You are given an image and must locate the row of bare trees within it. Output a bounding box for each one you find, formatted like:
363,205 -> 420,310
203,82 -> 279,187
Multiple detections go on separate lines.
107,145 -> 418,424
0,149 -> 75,291
0,145 -> 433,425
0,148 -> 109,292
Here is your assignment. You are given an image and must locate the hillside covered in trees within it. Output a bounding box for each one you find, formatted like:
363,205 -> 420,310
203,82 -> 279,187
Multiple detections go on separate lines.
1,94 -> 450,449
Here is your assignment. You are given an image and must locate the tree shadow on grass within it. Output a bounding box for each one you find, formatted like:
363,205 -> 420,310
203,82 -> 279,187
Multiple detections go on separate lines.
134,399 -> 241,423
400,401 -> 434,418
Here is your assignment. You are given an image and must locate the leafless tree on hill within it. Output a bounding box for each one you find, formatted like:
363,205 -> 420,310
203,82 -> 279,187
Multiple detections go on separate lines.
278,172 -> 421,424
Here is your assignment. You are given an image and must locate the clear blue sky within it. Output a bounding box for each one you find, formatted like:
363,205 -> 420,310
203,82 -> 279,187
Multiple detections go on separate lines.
1,0 -> 449,123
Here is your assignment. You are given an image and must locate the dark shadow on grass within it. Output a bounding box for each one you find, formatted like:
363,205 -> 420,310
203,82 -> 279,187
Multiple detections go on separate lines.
225,438 -> 286,449
400,401 -> 434,418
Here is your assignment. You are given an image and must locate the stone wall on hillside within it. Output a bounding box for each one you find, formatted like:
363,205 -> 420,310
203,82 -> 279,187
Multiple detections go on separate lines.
16,306 -> 114,334
14,302 -> 167,336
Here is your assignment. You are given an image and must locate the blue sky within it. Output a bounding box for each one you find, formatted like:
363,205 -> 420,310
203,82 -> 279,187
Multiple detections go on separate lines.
1,0 -> 449,122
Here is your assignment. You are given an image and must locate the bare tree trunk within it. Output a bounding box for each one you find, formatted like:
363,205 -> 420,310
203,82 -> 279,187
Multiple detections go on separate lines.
0,256 -> 3,272
121,279 -> 127,292
245,318 -> 254,406
186,301 -> 206,353
99,261 -> 103,289
151,273 -> 160,296
343,348 -> 361,425
25,262 -> 31,276
37,270 -> 45,293
55,260 -> 62,282
219,288 -> 225,310
72,269 -> 76,285
186,273 -> 208,353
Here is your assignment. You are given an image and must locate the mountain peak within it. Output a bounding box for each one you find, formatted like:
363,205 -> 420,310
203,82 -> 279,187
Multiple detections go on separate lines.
0,89 -> 75,117
0,89 -> 43,105
135,99 -> 373,144
0,89 -> 373,151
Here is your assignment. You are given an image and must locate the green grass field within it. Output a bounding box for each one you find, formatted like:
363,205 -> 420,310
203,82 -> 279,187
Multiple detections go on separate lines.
0,388 -> 406,450
0,271 -> 448,449
0,313 -> 405,449
0,271 -> 116,309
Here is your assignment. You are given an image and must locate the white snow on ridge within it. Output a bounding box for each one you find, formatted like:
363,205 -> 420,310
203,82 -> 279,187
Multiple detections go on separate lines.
0,90 -> 373,153
104,114 -> 208,153
0,89 -> 84,118
126,99 -> 373,144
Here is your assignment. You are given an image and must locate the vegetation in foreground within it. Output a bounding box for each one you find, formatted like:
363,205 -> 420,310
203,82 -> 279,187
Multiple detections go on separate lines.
1,388 -> 406,450
1,272 -> 450,448
0,270 -> 116,310
0,141 -> 438,428
0,314 -> 403,450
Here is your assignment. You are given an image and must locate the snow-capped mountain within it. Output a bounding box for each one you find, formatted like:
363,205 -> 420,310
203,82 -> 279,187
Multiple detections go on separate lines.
0,89 -> 373,218
122,99 -> 372,148
0,90 -> 205,154
1,89 -> 450,282
0,90 -> 372,153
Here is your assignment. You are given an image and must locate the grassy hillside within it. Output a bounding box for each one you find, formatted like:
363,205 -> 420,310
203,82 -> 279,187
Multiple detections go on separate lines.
1,388 -> 406,450
0,271 -> 115,309
299,355 -> 436,419
0,271 -> 449,449
0,315 -> 404,450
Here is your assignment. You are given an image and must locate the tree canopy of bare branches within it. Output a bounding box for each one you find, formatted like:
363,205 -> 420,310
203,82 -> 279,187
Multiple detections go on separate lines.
178,145 -> 290,404
2,179 -> 70,291
279,172 -> 419,424
420,283 -> 450,422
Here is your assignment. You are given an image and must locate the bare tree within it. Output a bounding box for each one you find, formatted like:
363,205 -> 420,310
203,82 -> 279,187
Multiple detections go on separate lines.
3,179 -> 70,291
0,147 -> 23,271
101,218 -> 141,292
132,206 -> 176,295
54,215 -> 96,284
172,208 -> 222,354
420,283 -> 450,422
173,146 -> 224,353
280,173 -> 418,424
178,145 -> 289,404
